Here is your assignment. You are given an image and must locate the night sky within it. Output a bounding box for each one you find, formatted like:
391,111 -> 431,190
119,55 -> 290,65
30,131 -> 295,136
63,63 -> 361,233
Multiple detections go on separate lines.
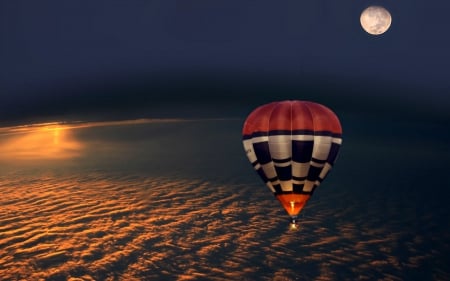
1,2 -> 450,279
1,0 -> 450,124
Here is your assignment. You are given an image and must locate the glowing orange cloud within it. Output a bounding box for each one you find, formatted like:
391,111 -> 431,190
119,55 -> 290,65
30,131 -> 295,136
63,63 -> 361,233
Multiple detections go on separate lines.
0,124 -> 83,160
0,119 -> 188,161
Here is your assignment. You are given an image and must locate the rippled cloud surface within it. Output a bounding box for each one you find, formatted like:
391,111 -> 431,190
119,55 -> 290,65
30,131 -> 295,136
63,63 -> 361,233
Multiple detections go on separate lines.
0,119 -> 448,280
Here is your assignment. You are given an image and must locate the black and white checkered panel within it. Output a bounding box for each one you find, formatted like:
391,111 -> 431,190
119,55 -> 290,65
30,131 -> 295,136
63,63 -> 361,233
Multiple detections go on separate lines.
302,133 -> 332,192
244,131 -> 342,195
243,136 -> 278,193
307,134 -> 342,193
319,136 -> 342,178
291,133 -> 314,193
268,133 -> 292,192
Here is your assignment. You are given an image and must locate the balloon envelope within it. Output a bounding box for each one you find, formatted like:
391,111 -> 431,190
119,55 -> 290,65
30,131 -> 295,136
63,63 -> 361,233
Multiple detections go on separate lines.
242,100 -> 342,223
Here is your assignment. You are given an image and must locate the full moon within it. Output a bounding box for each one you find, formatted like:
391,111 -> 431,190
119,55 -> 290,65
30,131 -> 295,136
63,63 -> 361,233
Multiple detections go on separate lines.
360,6 -> 392,35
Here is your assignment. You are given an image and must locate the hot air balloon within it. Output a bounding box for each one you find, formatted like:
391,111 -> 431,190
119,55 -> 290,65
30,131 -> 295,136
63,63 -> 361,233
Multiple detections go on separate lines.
242,100 -> 342,229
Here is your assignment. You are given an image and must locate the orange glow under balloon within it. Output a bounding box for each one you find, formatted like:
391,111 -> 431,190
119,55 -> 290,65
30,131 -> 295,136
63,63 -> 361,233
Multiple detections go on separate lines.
276,193 -> 311,217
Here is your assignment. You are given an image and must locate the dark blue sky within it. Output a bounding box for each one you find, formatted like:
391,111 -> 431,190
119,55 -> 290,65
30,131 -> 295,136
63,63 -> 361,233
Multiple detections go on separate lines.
1,0 -> 449,124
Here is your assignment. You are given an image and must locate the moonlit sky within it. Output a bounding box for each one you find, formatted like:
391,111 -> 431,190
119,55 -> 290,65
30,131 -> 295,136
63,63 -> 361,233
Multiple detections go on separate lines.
1,2 -> 450,279
1,0 -> 450,124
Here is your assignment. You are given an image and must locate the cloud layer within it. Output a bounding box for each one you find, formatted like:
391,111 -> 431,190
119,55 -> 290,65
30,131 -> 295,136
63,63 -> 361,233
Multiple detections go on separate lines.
0,171 -> 448,280
0,118 -> 448,280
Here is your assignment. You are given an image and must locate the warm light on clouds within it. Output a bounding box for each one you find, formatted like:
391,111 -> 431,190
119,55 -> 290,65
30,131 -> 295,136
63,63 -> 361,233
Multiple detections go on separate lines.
0,118 -> 447,280
0,124 -> 83,160
0,119 -> 191,162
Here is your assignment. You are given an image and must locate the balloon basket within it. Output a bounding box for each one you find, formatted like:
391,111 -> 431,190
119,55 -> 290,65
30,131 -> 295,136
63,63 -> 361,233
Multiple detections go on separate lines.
289,217 -> 300,231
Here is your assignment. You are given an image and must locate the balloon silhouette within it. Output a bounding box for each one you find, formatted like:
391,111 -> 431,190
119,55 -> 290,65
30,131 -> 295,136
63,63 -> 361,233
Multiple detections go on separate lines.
242,100 -> 342,229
